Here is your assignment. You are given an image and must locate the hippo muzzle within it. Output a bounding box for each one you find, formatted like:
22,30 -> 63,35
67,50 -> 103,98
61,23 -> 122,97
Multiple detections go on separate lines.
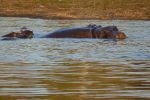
114,31 -> 126,39
94,26 -> 126,39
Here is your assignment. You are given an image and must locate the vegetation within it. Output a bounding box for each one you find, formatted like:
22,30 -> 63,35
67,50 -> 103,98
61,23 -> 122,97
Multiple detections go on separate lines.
0,0 -> 150,19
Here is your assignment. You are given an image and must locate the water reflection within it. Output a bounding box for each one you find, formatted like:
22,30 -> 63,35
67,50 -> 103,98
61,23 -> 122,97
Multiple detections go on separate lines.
0,17 -> 150,100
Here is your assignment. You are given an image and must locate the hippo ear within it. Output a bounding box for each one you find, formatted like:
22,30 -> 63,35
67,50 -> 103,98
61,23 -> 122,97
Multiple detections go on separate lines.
87,24 -> 97,28
27,30 -> 34,35
112,26 -> 119,31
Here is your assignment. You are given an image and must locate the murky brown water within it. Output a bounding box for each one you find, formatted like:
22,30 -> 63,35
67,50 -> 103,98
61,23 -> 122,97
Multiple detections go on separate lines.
0,17 -> 150,100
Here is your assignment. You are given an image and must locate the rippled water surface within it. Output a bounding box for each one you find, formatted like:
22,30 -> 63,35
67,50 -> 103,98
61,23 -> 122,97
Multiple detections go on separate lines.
0,17 -> 150,100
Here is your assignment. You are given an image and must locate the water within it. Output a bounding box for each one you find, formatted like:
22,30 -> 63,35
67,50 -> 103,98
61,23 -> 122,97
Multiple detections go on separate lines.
0,17 -> 150,100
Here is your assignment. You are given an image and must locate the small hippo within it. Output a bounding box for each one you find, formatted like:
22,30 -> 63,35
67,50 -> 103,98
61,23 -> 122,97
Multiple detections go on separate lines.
2,27 -> 34,40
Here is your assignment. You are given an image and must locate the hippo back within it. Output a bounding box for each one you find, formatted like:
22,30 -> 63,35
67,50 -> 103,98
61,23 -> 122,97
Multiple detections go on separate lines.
42,27 -> 93,38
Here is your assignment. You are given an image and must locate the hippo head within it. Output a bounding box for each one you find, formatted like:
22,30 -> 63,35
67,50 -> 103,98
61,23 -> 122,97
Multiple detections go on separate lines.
94,26 -> 126,39
18,30 -> 34,38
2,28 -> 34,39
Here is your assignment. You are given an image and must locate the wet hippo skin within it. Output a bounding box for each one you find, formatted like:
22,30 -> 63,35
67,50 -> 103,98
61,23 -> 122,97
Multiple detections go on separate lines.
1,24 -> 127,40
41,24 -> 126,39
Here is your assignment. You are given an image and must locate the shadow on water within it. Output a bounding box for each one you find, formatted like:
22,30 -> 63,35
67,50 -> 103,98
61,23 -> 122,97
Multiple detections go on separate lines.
0,17 -> 150,100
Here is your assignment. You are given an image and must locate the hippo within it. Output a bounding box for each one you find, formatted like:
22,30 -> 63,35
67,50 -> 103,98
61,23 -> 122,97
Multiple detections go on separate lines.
2,27 -> 34,40
1,24 -> 126,40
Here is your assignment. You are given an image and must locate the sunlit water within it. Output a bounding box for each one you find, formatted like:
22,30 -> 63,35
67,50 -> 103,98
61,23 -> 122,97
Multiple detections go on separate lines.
0,17 -> 150,100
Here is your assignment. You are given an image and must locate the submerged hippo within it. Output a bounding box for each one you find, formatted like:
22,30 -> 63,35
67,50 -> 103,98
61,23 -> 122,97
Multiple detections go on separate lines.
2,27 -> 34,40
1,24 -> 126,40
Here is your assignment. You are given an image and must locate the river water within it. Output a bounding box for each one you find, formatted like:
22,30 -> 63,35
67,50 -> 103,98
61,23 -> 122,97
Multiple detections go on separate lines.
0,17 -> 150,100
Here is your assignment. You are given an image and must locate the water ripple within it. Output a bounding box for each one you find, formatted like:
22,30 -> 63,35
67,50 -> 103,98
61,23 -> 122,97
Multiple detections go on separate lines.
0,17 -> 150,100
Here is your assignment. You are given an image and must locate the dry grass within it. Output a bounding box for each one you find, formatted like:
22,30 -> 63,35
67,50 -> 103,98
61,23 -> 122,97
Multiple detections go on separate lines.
0,0 -> 150,20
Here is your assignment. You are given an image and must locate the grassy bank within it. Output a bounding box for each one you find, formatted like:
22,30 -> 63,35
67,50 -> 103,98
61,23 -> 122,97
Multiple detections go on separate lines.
0,0 -> 150,20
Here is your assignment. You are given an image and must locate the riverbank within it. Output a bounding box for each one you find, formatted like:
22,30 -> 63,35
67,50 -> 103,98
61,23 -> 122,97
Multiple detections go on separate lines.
0,0 -> 150,20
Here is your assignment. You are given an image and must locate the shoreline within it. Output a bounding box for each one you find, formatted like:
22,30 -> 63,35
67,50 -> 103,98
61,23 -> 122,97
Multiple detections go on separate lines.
0,14 -> 150,21
0,0 -> 150,21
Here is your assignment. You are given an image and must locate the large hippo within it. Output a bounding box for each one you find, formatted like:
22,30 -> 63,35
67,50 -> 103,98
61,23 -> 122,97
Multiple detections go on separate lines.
1,24 -> 126,40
